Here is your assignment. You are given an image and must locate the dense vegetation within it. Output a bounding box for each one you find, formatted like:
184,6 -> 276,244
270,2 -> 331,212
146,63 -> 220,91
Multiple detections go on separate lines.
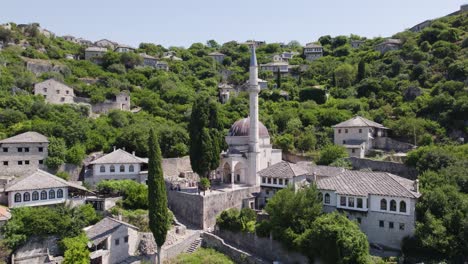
168,248 -> 234,264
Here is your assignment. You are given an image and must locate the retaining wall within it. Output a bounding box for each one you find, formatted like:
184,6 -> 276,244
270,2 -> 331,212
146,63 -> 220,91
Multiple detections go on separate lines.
374,137 -> 415,152
346,157 -> 418,179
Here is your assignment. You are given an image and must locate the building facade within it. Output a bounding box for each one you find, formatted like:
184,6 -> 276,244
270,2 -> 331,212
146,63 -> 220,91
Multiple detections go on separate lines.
0,132 -> 48,177
304,43 -> 323,61
34,79 -> 75,104
140,53 -> 158,67
208,52 -> 226,63
85,46 -> 108,61
375,39 -> 402,54
259,61 -> 289,74
114,45 -> 135,53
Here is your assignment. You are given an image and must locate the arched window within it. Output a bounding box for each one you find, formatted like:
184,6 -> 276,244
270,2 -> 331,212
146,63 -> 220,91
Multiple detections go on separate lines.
324,193 -> 330,204
400,201 -> 407,213
57,189 -> 63,198
380,199 -> 387,210
390,200 -> 397,211
41,190 -> 47,200
32,191 -> 39,201
110,165 -> 115,173
129,165 -> 134,172
100,165 -> 105,173
49,189 -> 55,199
23,192 -> 30,202
120,165 -> 125,172
14,193 -> 21,203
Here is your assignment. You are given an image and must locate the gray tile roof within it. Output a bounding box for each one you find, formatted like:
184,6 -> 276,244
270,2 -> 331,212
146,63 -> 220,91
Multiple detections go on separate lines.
5,169 -> 88,192
258,161 -> 309,179
85,217 -> 138,245
316,170 -> 420,198
332,116 -> 387,128
85,46 -> 108,52
0,131 -> 48,144
305,43 -> 322,48
90,149 -> 147,165
208,52 -> 225,56
296,162 -> 347,178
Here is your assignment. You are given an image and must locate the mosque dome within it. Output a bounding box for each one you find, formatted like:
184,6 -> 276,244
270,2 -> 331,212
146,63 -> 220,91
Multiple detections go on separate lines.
228,117 -> 270,138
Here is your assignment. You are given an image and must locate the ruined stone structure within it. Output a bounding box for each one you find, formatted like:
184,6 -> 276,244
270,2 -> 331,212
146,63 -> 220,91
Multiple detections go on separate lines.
91,91 -> 131,113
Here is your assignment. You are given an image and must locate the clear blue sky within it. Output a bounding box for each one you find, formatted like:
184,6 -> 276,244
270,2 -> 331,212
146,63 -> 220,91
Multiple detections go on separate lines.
2,0 -> 465,48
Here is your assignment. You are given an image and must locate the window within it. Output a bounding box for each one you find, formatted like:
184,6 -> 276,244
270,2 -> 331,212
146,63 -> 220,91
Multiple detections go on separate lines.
18,147 -> 23,152
41,191 -> 47,200
357,217 -> 362,224
18,161 -> 23,165
273,178 -> 277,184
348,197 -> 355,207
279,179 -> 283,185
379,220 -> 384,228
400,201 -> 407,213
338,129 -> 341,134
399,223 -> 405,230
124,236 -> 129,243
110,165 -> 115,173
389,222 -> 394,229
390,200 -> 397,211
3,161 -> 8,166
66,90 -> 70,95
39,160 -> 43,165
100,165 -> 105,173
115,238 -> 120,246
43,88 -> 47,92
236,175 -> 240,182
266,190 -> 269,195
14,193 -> 21,203
57,189 -> 63,198
60,97 -> 65,102
23,192 -> 30,202
267,178 -> 271,184
120,165 -> 125,172
340,196 -> 346,206
324,193 -> 330,204
345,129 -> 348,133
38,147 -> 43,152
359,129 -> 362,133
24,148 -> 29,152
285,179 -> 289,185
31,191 -> 39,201
352,149 -> 355,153
49,189 -> 55,199
25,160 -> 30,165
56,90 -> 60,94
262,177 -> 266,184
2,147 -> 8,152
129,165 -> 134,172
380,199 -> 387,210
357,198 -> 363,208
343,140 -> 346,144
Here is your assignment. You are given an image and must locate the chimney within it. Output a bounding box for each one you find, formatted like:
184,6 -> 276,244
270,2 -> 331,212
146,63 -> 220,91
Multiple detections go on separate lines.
123,147 -> 126,151
118,214 -> 122,221
414,179 -> 419,193
113,146 -> 116,152
132,151 -> 135,156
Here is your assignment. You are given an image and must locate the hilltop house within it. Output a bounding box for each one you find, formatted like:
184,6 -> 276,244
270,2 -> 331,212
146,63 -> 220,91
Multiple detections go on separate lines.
85,217 -> 140,264
85,46 -> 108,62
62,35 -> 76,42
218,83 -> 236,104
375,39 -> 402,54
208,52 -> 226,63
1,169 -> 89,208
140,53 -> 158,67
0,132 -> 48,177
155,61 -> 169,71
260,61 -> 289,74
34,79 -> 75,104
351,40 -> 365,48
114,45 -> 135,53
95,39 -> 117,49
85,148 -> 148,185
304,43 -> 323,61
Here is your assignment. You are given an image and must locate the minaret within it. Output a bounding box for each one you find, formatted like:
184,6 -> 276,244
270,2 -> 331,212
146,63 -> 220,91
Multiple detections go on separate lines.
247,46 -> 260,186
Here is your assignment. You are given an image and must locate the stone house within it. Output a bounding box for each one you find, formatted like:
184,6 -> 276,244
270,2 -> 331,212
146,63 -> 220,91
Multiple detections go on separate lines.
62,35 -> 77,42
140,53 -> 158,67
85,46 -> 108,62
333,116 -> 388,158
260,61 -> 289,74
208,52 -> 226,63
85,148 -> 148,185
304,43 -> 323,61
34,79 -> 75,104
0,132 -> 48,177
218,83 -> 236,104
91,91 -> 131,113
409,20 -> 432,32
114,45 -> 135,53
94,39 -> 117,49
85,217 -> 139,264
155,61 -> 169,71
375,39 -> 402,54
77,38 -> 93,46
1,169 -> 89,208
351,40 -> 365,48
280,51 -> 298,61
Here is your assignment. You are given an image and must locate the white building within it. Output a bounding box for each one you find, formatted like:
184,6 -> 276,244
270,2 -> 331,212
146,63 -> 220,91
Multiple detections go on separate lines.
85,46 -> 108,61
375,39 -> 402,54
2,169 -> 89,208
259,61 -> 289,74
94,39 -> 117,49
34,79 -> 75,104
333,116 -> 388,158
304,43 -> 323,61
140,53 -> 158,67
114,45 -> 135,53
218,83 -> 236,104
0,131 -> 48,177
208,52 -> 226,63
216,46 -> 282,186
86,149 -> 147,185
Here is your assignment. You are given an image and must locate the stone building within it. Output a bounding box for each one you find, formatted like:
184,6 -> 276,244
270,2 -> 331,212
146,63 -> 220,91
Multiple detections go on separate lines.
208,52 -> 226,63
34,79 -> 75,104
260,61 -> 289,74
155,61 -> 169,71
2,169 -> 89,208
333,116 -> 388,158
303,42 -> 323,61
62,35 -> 77,42
85,148 -> 147,185
140,53 -> 158,67
114,45 -> 135,53
218,83 -> 236,104
85,46 -> 108,62
85,217 -> 139,264
91,91 -> 131,113
0,132 -> 48,177
94,39 -> 117,49
375,39 -> 402,54
351,40 -> 365,48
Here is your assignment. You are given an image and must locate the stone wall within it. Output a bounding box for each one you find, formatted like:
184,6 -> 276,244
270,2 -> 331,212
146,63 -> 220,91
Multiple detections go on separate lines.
347,157 -> 418,179
161,230 -> 201,261
167,189 -> 204,228
26,60 -> 68,76
202,232 -> 267,264
214,229 -> 309,264
373,137 -> 415,152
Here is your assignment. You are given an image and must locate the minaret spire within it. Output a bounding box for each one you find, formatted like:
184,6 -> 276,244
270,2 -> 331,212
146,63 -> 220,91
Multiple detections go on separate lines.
247,45 -> 260,186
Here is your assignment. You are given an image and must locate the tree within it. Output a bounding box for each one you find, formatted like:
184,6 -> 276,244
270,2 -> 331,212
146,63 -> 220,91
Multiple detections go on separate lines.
147,129 -> 170,264
199,177 -> 211,196
45,137 -> 67,169
276,68 -> 281,88
334,64 -> 354,88
317,145 -> 348,165
62,233 -> 90,264
356,60 -> 366,82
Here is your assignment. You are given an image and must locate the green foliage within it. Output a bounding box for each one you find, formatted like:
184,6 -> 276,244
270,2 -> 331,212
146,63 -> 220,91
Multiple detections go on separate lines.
317,145 -> 348,165
62,233 -> 90,264
216,207 -> 257,233
169,248 -> 234,264
56,171 -> 70,180
96,179 -> 148,209
299,87 -> 327,104
199,177 -> 211,195
65,144 -> 86,165
45,136 -> 66,169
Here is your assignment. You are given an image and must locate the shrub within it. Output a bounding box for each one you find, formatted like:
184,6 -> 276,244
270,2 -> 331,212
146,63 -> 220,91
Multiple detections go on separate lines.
317,145 -> 348,165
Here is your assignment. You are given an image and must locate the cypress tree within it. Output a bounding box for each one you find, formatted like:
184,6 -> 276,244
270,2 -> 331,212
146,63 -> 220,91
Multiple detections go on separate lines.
147,128 -> 169,264
357,59 -> 366,82
276,68 -> 281,88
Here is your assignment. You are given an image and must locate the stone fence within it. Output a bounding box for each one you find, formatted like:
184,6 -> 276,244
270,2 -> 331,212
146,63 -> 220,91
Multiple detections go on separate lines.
213,229 -> 309,264
374,137 -> 415,152
346,157 -> 418,179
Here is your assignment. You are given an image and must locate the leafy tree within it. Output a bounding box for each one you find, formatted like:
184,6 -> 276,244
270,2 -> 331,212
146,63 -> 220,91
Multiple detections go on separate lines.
56,171 -> 70,180
65,144 -> 86,165
334,64 -> 354,88
199,177 -> 211,196
276,68 -> 281,88
317,145 -> 348,165
147,129 -> 170,264
62,233 -> 90,264
45,137 -> 67,169
299,88 -> 326,104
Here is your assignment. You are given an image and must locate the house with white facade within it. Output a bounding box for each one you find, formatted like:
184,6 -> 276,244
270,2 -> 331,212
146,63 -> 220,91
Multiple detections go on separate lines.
94,39 -> 117,49
85,149 -> 148,185
0,132 -> 48,176
304,43 -> 323,61
114,45 -> 135,53
333,116 -> 388,158
260,61 -> 289,74
34,79 -> 75,104
1,169 -> 89,208
375,39 -> 402,54
85,46 -> 108,62
208,52 -> 226,63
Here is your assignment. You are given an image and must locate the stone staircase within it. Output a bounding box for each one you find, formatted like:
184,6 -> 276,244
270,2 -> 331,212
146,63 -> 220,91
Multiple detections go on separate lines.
185,238 -> 202,253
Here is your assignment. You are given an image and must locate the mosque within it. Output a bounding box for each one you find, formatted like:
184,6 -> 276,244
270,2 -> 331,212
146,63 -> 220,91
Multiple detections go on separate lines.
215,46 -> 282,186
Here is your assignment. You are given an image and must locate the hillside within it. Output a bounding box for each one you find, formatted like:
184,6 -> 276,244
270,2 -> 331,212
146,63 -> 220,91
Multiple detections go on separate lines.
0,11 -> 466,165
